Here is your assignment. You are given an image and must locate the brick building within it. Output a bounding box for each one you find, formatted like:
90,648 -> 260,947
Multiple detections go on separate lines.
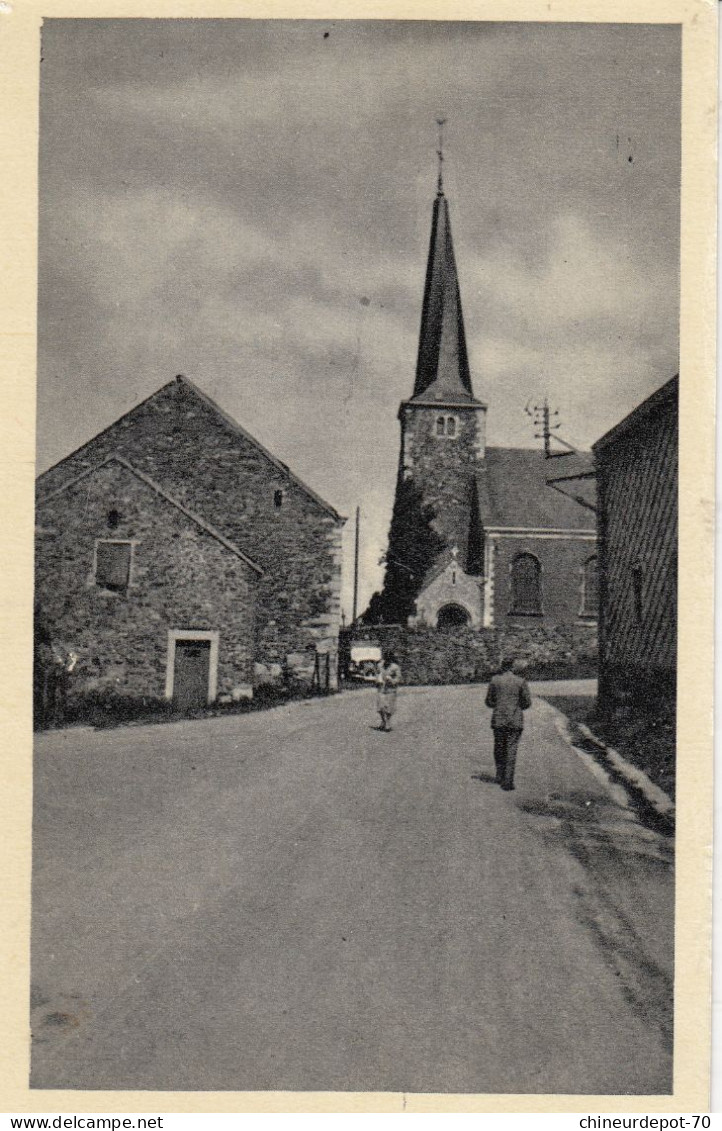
378,176 -> 597,633
35,376 -> 345,709
593,375 -> 678,718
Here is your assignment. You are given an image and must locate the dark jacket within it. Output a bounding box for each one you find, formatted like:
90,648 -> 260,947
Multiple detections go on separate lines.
485,670 -> 532,730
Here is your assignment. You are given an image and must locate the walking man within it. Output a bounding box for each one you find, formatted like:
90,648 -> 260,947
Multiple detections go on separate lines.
485,657 -> 532,790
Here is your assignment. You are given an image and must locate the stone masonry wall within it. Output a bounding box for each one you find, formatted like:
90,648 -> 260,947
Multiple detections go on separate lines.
36,379 -> 345,675
400,403 -> 484,557
349,622 -> 597,685
36,460 -> 257,701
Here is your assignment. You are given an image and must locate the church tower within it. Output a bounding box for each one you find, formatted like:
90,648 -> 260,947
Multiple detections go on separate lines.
371,136 -> 598,633
379,143 -> 487,627
398,176 -> 487,553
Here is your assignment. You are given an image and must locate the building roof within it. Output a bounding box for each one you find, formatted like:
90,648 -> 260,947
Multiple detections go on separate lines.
419,545 -> 460,588
593,374 -> 678,455
408,191 -> 482,407
37,454 -> 264,573
477,447 -> 597,531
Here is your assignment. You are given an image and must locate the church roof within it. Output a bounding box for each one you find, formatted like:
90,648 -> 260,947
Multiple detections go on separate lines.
477,448 -> 596,530
409,192 -> 482,407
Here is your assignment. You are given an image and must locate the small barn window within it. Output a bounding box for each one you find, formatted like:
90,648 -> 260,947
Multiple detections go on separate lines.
273,489 -> 284,509
632,563 -> 644,622
107,508 -> 121,530
581,555 -> 598,617
95,541 -> 132,593
511,553 -> 542,615
446,416 -> 457,437
436,416 -> 446,436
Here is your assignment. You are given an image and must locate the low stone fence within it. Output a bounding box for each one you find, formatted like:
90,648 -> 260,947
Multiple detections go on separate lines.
343,623 -> 598,685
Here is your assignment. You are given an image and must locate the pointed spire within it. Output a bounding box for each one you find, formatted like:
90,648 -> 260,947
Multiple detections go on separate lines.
436,117 -> 446,195
411,167 -> 476,404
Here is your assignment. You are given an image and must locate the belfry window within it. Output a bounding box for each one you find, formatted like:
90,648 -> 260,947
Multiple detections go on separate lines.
435,415 -> 459,438
511,553 -> 542,615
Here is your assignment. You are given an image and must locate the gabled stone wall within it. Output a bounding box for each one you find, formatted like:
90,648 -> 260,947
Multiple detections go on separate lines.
413,559 -> 483,628
37,379 -> 345,682
36,460 -> 258,703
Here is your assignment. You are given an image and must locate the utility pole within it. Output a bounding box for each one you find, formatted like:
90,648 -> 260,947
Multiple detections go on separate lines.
352,505 -> 360,625
525,397 -> 576,459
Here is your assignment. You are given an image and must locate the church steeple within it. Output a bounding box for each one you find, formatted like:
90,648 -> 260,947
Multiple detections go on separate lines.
379,139 -> 488,627
410,181 -> 477,405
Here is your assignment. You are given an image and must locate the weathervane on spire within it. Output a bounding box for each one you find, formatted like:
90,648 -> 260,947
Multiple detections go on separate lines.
436,117 -> 447,195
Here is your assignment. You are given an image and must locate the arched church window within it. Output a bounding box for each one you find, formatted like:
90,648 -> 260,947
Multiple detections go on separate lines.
581,555 -> 598,617
446,416 -> 457,437
511,553 -> 542,615
436,416 -> 446,436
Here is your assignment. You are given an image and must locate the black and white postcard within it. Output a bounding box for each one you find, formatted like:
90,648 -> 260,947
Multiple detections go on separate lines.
0,0 -> 716,1115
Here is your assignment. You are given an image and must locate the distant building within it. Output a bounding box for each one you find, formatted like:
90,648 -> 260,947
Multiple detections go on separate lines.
35,376 -> 345,711
378,173 -> 597,632
593,375 -> 678,718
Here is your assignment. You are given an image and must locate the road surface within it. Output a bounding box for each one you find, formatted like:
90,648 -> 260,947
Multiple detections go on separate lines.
31,685 -> 673,1094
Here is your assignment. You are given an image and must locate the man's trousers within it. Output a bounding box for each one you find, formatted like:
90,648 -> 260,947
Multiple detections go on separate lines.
492,726 -> 522,788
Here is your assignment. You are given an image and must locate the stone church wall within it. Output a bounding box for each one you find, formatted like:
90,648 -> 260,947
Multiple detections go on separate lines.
35,460 -> 257,706
400,404 -> 483,553
413,561 -> 483,628
489,534 -> 597,626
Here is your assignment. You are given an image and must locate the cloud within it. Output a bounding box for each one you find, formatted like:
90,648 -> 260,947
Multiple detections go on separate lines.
37,19 -> 681,615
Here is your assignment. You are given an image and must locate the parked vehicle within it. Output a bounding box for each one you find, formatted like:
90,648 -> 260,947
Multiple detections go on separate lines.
348,644 -> 382,681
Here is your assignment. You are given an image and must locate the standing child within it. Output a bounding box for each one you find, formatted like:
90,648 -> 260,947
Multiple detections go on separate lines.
376,651 -> 402,732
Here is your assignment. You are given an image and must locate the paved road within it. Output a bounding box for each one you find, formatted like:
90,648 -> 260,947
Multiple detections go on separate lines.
31,686 -> 673,1094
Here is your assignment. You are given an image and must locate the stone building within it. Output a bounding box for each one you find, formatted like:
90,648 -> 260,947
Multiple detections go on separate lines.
593,375 -> 678,719
35,375 -> 345,708
380,176 -> 597,633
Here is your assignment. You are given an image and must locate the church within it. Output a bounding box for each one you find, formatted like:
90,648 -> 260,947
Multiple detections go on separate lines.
377,170 -> 597,634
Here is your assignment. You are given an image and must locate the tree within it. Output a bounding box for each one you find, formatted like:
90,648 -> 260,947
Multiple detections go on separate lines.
364,477 -> 445,624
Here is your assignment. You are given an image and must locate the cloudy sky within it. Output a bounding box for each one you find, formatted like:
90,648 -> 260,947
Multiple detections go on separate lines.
38,19 -> 680,615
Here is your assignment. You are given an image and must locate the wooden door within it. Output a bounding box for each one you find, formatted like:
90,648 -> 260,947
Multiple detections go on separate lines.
173,639 -> 211,711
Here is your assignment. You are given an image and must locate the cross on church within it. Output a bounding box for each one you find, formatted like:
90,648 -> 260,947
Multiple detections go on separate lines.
436,117 -> 447,195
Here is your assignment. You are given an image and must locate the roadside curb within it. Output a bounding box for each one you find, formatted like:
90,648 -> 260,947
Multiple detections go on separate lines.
574,722 -> 675,820
547,702 -> 675,829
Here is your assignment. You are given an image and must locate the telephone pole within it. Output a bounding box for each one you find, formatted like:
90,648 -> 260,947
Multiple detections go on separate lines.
352,505 -> 360,625
525,397 -> 576,459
